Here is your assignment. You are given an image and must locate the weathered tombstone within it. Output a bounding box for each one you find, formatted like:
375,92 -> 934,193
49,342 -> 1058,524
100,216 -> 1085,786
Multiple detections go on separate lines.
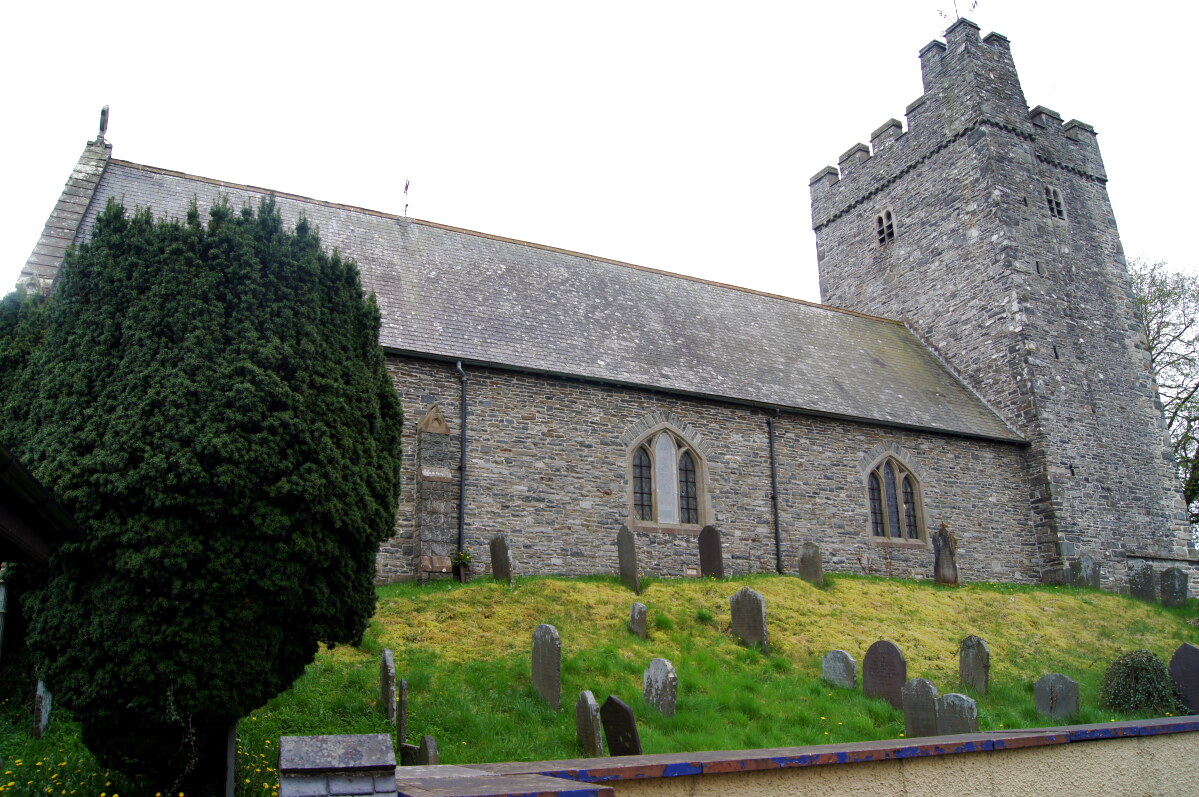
32,680 -> 51,739
901,678 -> 939,738
399,743 -> 418,766
629,602 -> 648,639
575,690 -> 604,757
490,534 -> 515,586
1169,642 -> 1199,713
935,693 -> 980,735
643,658 -> 678,718
932,523 -> 959,586
532,623 -> 561,710
380,649 -> 397,724
599,695 -> 642,756
821,650 -> 857,689
617,525 -> 640,594
417,735 -> 439,765
1128,561 -> 1157,603
398,678 -> 409,743
729,586 -> 769,653
697,525 -> 724,578
1160,567 -> 1189,608
1068,552 -> 1101,589
958,635 -> 990,694
862,640 -> 907,710
1034,673 -> 1079,719
798,541 -> 824,587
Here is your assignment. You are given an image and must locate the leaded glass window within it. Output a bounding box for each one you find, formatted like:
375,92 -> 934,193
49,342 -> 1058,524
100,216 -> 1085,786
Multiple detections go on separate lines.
633,446 -> 653,521
679,451 -> 698,524
867,457 -> 924,540
630,430 -> 703,526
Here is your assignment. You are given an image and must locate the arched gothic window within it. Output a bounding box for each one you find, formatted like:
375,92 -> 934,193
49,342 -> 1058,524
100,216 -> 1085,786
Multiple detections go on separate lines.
631,431 -> 703,525
875,209 -> 895,245
867,457 -> 923,539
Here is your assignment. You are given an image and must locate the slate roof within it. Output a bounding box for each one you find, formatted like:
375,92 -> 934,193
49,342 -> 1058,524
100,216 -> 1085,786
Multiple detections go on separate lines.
30,147 -> 1022,443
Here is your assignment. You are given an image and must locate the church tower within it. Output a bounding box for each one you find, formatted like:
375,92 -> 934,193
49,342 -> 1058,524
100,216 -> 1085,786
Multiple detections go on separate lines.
810,19 -> 1194,588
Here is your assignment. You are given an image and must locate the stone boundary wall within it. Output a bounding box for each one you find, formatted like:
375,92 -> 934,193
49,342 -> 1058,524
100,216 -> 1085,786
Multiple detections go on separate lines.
378,356 -> 1037,586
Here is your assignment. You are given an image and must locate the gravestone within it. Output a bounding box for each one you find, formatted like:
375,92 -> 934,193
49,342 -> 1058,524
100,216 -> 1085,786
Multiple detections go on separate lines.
643,658 -> 678,718
490,534 -> 515,586
1169,642 -> 1199,713
1160,567 -> 1189,608
629,602 -> 648,639
935,693 -> 980,735
821,650 -> 857,689
698,525 -> 724,578
729,587 -> 769,653
575,690 -> 604,757
1128,561 -> 1157,603
798,542 -> 824,587
532,624 -> 561,710
901,678 -> 939,738
1034,673 -> 1079,719
1068,552 -> 1101,589
33,680 -> 51,739
932,523 -> 959,585
862,640 -> 907,710
417,735 -> 439,765
617,525 -> 640,594
398,678 -> 409,743
958,635 -> 990,694
599,695 -> 642,756
380,649 -> 397,724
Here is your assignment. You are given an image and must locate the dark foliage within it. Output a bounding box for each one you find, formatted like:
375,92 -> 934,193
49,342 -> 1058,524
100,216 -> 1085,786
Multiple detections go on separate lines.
1099,649 -> 1186,714
0,198 -> 402,793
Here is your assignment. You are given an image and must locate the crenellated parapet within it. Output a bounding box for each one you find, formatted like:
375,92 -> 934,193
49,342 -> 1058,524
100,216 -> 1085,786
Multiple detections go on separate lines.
810,18 -> 1102,232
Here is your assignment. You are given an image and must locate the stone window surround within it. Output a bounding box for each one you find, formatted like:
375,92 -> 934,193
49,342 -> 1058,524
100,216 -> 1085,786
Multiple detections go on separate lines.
875,208 -> 896,245
860,446 -> 929,546
626,422 -> 711,535
1044,185 -> 1066,220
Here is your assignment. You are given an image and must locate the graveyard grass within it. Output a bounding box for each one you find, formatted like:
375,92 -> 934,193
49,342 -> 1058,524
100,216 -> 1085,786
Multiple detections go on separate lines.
2,574 -> 1197,796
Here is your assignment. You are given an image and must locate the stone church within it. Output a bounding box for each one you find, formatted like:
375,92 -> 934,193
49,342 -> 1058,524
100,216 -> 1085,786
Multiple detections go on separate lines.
16,19 -> 1197,594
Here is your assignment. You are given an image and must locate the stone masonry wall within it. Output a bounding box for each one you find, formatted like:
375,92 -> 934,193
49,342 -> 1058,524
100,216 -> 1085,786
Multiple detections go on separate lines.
377,355 -> 1036,585
810,20 -> 1195,592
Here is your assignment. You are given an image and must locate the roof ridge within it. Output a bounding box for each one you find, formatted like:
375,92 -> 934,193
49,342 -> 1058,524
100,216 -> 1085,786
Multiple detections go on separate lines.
108,158 -> 902,327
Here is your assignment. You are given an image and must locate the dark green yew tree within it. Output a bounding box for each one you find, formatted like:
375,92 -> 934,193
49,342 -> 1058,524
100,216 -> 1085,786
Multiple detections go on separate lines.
0,198 -> 402,792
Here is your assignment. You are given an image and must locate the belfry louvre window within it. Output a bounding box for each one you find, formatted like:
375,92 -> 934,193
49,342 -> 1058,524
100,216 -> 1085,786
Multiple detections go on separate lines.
867,457 -> 923,539
632,431 -> 702,525
876,210 -> 895,245
1044,186 -> 1065,219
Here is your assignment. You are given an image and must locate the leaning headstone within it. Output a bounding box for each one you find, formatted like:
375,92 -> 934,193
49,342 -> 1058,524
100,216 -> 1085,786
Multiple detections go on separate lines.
958,635 -> 990,694
1160,567 -> 1189,608
1169,642 -> 1199,713
629,602 -> 648,639
697,525 -> 724,578
932,523 -> 959,585
935,693 -> 980,735
398,678 -> 408,743
643,658 -> 678,718
399,743 -> 418,766
380,649 -> 397,724
1128,561 -> 1157,603
32,681 -> 51,739
490,534 -> 515,586
417,735 -> 439,765
901,678 -> 939,738
617,525 -> 640,594
729,587 -> 769,653
821,650 -> 857,689
798,542 -> 824,587
575,690 -> 604,757
600,695 -> 642,756
1034,673 -> 1079,719
532,623 -> 561,710
863,640 -> 907,710
1068,552 -> 1101,589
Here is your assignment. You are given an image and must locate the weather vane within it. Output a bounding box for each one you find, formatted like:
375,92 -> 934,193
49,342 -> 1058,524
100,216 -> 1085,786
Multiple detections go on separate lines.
97,105 -> 109,143
404,177 -> 410,217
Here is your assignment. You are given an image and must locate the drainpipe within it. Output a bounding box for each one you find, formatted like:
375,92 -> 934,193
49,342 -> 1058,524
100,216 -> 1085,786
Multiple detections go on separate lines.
766,410 -> 783,574
455,362 -> 468,562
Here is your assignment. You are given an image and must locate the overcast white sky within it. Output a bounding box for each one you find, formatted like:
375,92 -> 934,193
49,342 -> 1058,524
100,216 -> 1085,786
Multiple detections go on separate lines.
2,1 -> 1195,302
